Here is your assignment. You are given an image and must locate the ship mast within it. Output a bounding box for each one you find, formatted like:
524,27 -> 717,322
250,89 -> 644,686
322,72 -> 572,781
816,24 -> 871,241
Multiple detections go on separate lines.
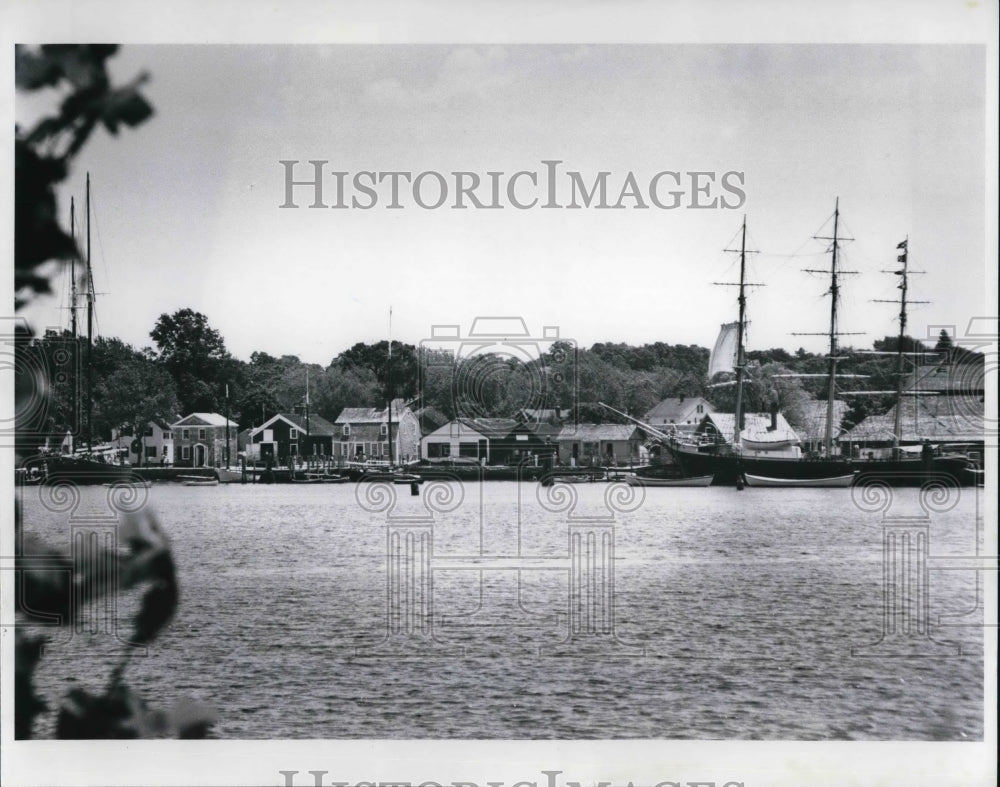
733,216 -> 749,448
873,237 -> 928,444
386,306 -> 394,466
796,198 -> 861,457
85,173 -> 94,455
69,197 -> 79,444
713,215 -> 759,453
823,201 -> 841,455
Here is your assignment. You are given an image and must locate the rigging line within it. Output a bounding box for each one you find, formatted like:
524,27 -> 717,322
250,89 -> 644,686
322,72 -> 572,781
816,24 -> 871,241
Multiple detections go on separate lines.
90,190 -> 113,293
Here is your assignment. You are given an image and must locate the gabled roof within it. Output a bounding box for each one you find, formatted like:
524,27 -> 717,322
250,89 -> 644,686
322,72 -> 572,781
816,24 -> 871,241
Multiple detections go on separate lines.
556,423 -> 640,442
457,417 -> 519,439
519,407 -> 573,423
906,361 -> 984,394
336,398 -> 412,424
840,395 -> 984,443
252,411 -> 337,437
644,396 -> 714,421
172,413 -> 239,428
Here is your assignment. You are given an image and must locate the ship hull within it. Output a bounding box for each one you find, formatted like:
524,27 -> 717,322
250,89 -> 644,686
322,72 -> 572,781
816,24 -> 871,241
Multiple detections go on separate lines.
665,443 -> 972,487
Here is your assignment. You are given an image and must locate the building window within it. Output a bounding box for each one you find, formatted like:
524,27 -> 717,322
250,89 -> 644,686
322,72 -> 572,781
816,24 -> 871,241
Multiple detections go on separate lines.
182,428 -> 189,440
289,443 -> 297,456
164,431 -> 171,440
182,446 -> 191,460
144,426 -> 154,437
290,428 -> 298,440
380,423 -> 388,436
145,446 -> 157,459
342,424 -> 351,436
198,428 -> 207,440
162,446 -> 169,456
696,404 -> 704,414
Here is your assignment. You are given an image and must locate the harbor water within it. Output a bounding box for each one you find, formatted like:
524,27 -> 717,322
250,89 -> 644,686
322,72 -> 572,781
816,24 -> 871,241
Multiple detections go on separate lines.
18,480 -> 986,739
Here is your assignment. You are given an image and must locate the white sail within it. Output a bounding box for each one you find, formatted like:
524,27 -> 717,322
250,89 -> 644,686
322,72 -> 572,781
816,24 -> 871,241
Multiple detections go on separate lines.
707,322 -> 740,378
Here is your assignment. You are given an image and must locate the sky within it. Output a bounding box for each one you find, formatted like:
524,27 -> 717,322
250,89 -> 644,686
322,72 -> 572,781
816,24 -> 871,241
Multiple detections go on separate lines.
13,43 -> 992,367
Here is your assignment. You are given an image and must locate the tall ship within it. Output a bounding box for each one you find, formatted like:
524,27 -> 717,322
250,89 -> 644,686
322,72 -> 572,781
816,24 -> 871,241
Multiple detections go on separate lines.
627,204 -> 973,487
42,174 -> 132,485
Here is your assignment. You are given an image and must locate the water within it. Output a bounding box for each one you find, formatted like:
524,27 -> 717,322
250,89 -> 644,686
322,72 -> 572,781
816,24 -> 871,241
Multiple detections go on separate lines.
18,479 -> 985,739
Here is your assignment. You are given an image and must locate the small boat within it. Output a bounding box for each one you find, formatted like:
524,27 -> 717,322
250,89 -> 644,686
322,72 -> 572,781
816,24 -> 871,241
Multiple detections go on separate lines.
743,473 -> 856,488
304,473 -> 350,484
626,474 -> 714,487
183,478 -> 219,487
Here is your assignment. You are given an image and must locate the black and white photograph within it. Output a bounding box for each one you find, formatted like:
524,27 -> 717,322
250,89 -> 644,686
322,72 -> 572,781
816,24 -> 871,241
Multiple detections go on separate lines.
3,2 -> 997,786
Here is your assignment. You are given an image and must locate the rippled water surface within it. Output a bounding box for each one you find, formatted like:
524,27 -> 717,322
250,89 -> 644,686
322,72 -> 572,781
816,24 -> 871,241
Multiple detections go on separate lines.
19,479 -> 986,739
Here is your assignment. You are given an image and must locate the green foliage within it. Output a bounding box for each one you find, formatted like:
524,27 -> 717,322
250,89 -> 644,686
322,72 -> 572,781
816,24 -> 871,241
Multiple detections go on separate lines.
92,338 -> 180,451
15,45 -> 153,310
150,309 -> 236,413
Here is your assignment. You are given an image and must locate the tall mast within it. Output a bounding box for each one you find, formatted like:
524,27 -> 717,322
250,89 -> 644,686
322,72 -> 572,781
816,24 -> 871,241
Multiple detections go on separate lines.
387,307 -> 394,465
69,197 -> 78,339
891,238 -> 907,442
225,383 -> 231,469
85,173 -> 93,455
714,216 -> 759,453
733,215 -> 748,448
796,199 -> 860,456
874,237 -> 928,444
304,368 -> 311,445
823,199 -> 841,456
69,197 -> 79,444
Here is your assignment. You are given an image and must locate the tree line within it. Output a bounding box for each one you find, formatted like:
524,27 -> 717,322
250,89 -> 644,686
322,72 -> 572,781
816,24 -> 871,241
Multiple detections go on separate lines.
26,307 -> 978,454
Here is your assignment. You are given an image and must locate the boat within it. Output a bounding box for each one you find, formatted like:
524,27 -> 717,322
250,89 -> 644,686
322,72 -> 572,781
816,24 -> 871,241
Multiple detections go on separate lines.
608,210 -> 855,487
639,204 -> 973,488
303,473 -> 350,484
183,478 -> 219,487
743,473 -> 856,488
626,474 -> 714,487
42,179 -> 133,485
841,237 -> 976,486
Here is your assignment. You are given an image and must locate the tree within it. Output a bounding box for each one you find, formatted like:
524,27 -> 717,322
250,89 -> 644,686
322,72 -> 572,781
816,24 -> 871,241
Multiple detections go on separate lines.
335,340 -> 420,401
95,352 -> 179,465
150,309 -> 234,413
15,45 -> 153,310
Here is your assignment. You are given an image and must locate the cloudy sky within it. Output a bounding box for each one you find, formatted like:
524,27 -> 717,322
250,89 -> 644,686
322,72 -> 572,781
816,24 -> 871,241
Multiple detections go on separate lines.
14,42 -> 990,366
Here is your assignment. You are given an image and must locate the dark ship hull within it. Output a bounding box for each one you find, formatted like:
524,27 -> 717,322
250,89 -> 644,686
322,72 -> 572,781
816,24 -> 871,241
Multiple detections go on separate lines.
666,442 -> 972,487
42,455 -> 136,486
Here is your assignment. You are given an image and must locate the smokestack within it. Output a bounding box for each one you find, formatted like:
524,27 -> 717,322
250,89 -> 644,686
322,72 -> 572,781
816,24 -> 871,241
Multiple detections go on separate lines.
770,402 -> 779,431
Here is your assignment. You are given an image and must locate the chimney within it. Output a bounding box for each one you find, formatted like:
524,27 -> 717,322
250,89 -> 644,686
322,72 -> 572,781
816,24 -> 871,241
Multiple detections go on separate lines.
769,402 -> 779,432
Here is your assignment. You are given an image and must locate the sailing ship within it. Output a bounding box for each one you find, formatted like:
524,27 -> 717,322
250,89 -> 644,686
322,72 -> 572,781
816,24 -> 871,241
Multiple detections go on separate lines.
659,209 -> 855,486
660,205 -> 971,487
44,175 -> 132,485
841,237 -> 972,485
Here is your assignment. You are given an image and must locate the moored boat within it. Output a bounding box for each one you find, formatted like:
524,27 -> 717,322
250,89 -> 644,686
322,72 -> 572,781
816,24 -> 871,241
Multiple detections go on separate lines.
744,472 -> 856,488
626,474 -> 714,487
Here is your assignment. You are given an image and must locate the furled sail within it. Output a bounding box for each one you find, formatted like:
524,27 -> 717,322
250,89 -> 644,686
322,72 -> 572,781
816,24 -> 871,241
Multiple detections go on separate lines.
708,322 -> 740,378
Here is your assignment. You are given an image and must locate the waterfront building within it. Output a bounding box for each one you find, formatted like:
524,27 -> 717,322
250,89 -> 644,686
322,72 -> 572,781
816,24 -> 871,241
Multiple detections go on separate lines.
333,399 -> 421,463
171,412 -> 239,468
110,419 -> 176,466
643,396 -> 715,433
246,411 -> 337,465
